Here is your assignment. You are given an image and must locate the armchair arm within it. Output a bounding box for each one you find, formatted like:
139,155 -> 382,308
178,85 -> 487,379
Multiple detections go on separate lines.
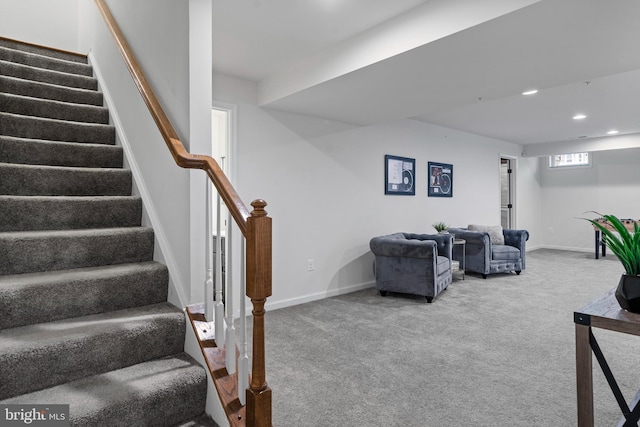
404,233 -> 453,260
503,229 -> 529,247
447,228 -> 491,275
370,236 -> 438,259
503,229 -> 529,270
447,228 -> 490,247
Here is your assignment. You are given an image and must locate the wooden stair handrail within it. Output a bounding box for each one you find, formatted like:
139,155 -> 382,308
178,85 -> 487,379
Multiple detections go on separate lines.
94,0 -> 250,234
94,1 -> 273,426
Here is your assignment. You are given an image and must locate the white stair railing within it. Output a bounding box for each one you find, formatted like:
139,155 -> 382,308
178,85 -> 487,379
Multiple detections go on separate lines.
214,194 -> 224,341
238,238 -> 249,405
204,180 -> 214,321
207,189 -> 250,401
206,185 -> 250,394
224,212 -> 236,374
94,1 -> 273,421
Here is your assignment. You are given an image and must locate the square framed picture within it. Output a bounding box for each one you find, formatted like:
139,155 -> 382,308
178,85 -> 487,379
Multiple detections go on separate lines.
428,161 -> 453,197
385,155 -> 415,195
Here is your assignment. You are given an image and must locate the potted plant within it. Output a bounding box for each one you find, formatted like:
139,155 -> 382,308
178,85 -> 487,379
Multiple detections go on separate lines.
432,221 -> 448,234
586,213 -> 640,312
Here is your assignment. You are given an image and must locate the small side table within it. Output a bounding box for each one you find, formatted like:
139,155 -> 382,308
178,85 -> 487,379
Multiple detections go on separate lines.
452,239 -> 466,280
574,288 -> 640,426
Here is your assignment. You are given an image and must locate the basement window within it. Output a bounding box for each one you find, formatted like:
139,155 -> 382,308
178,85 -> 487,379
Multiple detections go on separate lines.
548,152 -> 590,169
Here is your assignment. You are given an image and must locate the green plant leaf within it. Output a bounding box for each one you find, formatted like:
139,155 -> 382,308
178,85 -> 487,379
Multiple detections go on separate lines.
583,212 -> 639,276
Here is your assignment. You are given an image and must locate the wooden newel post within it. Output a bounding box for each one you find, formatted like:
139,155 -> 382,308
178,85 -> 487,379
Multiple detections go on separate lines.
245,199 -> 272,427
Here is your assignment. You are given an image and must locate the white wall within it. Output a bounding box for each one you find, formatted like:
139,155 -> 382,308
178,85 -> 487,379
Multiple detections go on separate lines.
540,147 -> 640,252
515,156 -> 543,249
1,0 -> 80,51
4,1 -> 194,304
78,0 -> 193,306
187,0 -> 213,307
214,73 -> 540,309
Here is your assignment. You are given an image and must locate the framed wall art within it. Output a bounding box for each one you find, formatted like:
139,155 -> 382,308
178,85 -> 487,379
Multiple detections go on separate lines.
428,161 -> 453,197
385,155 -> 415,195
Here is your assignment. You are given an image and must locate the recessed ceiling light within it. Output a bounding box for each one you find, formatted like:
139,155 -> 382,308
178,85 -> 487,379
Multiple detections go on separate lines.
607,130 -> 619,135
573,114 -> 587,120
522,89 -> 538,96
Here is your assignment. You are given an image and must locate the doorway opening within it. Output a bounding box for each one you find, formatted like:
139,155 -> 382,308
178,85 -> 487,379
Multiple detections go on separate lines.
211,104 -> 234,302
500,157 -> 515,229
211,104 -> 235,223
211,106 -> 231,179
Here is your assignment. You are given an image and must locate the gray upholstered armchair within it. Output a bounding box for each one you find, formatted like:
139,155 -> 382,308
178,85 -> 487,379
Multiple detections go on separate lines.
369,232 -> 453,302
448,225 -> 529,279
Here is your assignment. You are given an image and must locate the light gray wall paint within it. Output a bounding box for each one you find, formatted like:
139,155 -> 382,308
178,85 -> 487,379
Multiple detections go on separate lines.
213,73 -> 540,309
1,0 -> 80,51
98,0 -> 191,144
188,0 -> 213,306
5,0 -> 552,310
515,156 -> 543,249
541,147 -> 640,252
78,0 -> 193,305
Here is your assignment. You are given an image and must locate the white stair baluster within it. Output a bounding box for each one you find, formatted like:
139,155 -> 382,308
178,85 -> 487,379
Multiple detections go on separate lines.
238,238 -> 249,405
204,179 -> 214,321
214,194 -> 224,343
225,213 -> 236,374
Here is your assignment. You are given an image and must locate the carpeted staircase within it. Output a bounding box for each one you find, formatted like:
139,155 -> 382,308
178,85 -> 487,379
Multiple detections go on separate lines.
0,38 -> 215,426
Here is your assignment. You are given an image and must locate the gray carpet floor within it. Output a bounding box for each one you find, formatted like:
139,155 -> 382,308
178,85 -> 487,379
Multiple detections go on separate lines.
264,249 -> 640,426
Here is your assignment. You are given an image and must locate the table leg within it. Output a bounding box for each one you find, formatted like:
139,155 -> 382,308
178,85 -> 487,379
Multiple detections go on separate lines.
576,323 -> 594,426
594,230 -> 600,260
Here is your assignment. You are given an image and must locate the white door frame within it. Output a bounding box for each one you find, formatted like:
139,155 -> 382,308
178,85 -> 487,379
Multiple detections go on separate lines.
500,155 -> 517,228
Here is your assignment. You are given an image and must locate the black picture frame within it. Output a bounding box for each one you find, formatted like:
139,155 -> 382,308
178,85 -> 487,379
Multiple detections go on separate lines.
428,161 -> 453,197
384,155 -> 415,195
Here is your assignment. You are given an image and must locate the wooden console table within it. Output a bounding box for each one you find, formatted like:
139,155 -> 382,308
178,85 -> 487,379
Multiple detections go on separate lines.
592,218 -> 640,259
575,288 -> 640,426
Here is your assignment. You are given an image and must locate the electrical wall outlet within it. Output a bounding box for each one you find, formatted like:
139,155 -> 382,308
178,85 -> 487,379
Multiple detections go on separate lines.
307,259 -> 314,271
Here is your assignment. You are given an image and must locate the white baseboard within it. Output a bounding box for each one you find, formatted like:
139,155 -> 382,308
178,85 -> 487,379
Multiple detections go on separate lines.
265,281 -> 375,312
264,245 -> 598,313
535,244 -> 592,253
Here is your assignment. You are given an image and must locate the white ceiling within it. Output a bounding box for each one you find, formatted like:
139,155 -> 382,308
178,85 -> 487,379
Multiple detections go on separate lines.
212,0 -> 640,150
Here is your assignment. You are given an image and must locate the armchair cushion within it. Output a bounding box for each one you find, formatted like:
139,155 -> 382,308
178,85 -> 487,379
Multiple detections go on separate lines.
492,245 -> 521,261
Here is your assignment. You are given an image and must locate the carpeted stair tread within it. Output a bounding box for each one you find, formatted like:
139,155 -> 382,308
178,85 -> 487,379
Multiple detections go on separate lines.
0,37 -> 88,64
0,195 -> 142,231
0,112 -> 114,143
0,37 -> 210,425
0,59 -> 98,90
0,261 -> 169,329
0,45 -> 93,76
0,163 -> 130,196
0,75 -> 103,106
173,414 -> 219,427
0,227 -> 155,275
0,93 -> 109,124
0,135 -> 123,168
0,353 -> 207,427
0,302 -> 185,399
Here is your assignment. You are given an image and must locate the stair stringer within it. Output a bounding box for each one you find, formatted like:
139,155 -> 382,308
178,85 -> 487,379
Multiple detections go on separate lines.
88,52 -> 188,309
88,50 -> 230,427
185,320 -> 232,427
